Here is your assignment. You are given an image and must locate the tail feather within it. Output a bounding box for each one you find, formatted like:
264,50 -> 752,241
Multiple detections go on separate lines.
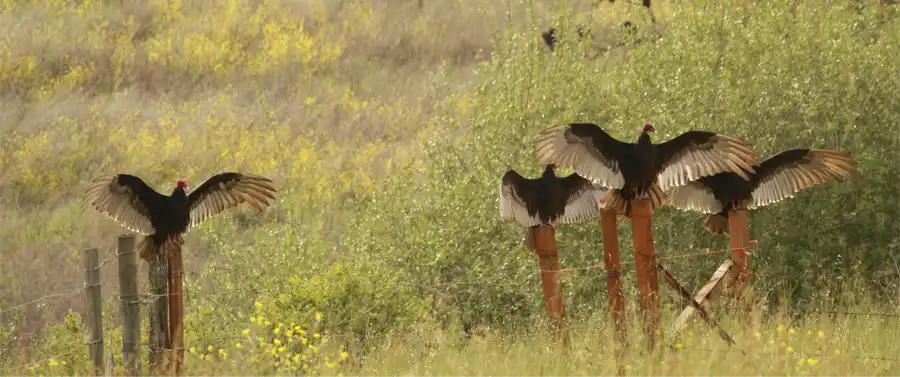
605,190 -> 628,217
704,213 -> 729,235
647,184 -> 667,212
605,187 -> 667,218
138,236 -> 158,262
524,227 -> 537,252
138,235 -> 184,262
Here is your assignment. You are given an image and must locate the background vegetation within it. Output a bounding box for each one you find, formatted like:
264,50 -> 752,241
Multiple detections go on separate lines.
1,0 -> 898,375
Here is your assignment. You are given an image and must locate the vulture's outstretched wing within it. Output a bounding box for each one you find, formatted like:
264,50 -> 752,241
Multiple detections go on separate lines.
749,149 -> 856,209
655,131 -> 758,191
663,180 -> 724,214
186,173 -> 277,230
535,123 -> 630,189
84,174 -> 165,235
556,173 -> 609,223
499,170 -> 542,227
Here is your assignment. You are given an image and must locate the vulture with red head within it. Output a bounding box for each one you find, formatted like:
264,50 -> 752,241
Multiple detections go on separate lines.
499,165 -> 610,250
664,148 -> 857,235
535,122 -> 759,217
84,173 -> 277,261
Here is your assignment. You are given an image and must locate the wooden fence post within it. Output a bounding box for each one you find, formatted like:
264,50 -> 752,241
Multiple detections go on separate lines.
83,248 -> 104,376
630,199 -> 660,347
117,235 -> 140,377
532,226 -> 569,346
601,210 -> 627,345
148,248 -> 170,373
671,260 -> 734,333
168,245 -> 185,376
728,209 -> 752,310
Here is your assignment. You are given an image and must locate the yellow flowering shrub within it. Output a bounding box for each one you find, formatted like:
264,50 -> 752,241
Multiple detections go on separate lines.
186,301 -> 349,376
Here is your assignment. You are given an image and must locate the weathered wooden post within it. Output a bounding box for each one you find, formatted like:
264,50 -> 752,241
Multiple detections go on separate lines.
117,235 -> 140,377
168,245 -> 185,376
728,209 -> 754,320
672,260 -> 734,333
728,209 -> 752,296
600,209 -> 627,345
83,248 -> 104,376
148,248 -> 170,373
532,226 -> 569,346
629,199 -> 660,347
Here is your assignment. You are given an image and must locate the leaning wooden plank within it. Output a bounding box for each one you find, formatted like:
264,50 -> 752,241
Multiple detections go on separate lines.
671,260 -> 734,335
658,262 -> 736,347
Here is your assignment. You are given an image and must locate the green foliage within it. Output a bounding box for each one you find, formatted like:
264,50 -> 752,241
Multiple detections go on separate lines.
2,0 -> 899,375
344,0 -> 900,332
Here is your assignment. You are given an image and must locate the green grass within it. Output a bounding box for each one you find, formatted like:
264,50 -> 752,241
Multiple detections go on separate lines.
2,0 -> 899,375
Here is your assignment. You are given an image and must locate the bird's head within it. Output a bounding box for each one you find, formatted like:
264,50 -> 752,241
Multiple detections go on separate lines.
176,179 -> 189,190
641,122 -> 656,134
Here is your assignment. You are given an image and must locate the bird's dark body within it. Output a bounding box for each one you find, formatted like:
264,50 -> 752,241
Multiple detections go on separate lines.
626,133 -> 660,201
569,124 -> 661,213
151,187 -> 190,247
527,167 -> 570,224
697,169 -> 759,213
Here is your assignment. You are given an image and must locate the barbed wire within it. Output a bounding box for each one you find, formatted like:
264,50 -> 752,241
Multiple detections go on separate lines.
0,257 -> 112,315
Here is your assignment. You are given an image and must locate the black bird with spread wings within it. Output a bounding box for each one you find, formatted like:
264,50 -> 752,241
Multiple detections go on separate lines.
535,122 -> 759,217
663,148 -> 857,235
84,173 -> 277,261
499,165 -> 610,250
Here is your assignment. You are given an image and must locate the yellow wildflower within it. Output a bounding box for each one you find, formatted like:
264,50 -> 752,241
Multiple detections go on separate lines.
242,328 -> 250,336
235,343 -> 242,349
341,351 -> 349,359
48,359 -> 58,367
316,312 -> 324,321
255,301 -> 263,310
207,345 -> 214,352
834,349 -> 841,355
788,328 -> 796,335
274,338 -> 281,345
818,331 -> 825,338
786,346 -> 794,353
675,343 -> 683,349
274,328 -> 281,335
189,347 -> 197,354
807,358 -> 818,366
286,330 -> 294,337
313,333 -> 321,339
278,346 -> 286,353
250,316 -> 257,324
777,325 -> 784,333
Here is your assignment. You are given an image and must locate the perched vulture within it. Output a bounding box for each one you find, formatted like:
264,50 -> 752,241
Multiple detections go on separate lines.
84,173 -> 277,261
499,165 -> 610,250
664,149 -> 857,235
535,122 -> 759,217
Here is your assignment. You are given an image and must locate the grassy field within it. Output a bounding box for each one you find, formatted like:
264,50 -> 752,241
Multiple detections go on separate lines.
2,0 -> 899,375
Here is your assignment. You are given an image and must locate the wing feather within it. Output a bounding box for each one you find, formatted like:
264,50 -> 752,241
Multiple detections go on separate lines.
656,132 -> 759,191
187,173 -> 277,230
749,149 -> 857,209
556,174 -> 609,224
83,174 -> 164,235
535,123 -> 628,189
663,181 -> 724,214
499,170 -> 542,227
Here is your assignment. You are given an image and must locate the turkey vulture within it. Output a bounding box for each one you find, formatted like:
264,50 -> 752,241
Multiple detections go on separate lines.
84,173 -> 277,261
535,122 -> 759,217
499,164 -> 610,250
663,149 -> 857,235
